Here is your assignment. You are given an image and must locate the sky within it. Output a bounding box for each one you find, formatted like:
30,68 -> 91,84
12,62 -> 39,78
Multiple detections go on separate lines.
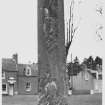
0,0 -> 37,64
65,0 -> 104,63
0,0 -> 104,64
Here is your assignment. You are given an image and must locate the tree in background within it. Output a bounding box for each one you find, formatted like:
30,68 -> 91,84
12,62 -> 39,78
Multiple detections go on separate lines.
67,56 -> 81,80
95,56 -> 102,65
94,56 -> 102,71
73,56 -> 81,74
87,56 -> 94,69
81,56 -> 102,71
65,0 -> 78,58
65,0 -> 78,91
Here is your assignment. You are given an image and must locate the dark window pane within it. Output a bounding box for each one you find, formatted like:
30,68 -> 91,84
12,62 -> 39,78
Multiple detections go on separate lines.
2,84 -> 6,91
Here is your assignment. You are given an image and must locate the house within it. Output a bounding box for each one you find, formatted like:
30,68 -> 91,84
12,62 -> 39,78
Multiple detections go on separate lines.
71,69 -> 94,94
2,54 -> 38,96
69,65 -> 102,95
17,63 -> 38,95
2,58 -> 18,96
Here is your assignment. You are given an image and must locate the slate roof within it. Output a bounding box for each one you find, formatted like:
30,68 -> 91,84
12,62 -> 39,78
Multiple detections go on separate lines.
2,58 -> 17,72
2,57 -> 38,76
17,64 -> 27,75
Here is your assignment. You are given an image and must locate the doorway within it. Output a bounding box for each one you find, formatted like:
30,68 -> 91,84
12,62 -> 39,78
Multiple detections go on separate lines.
9,84 -> 14,96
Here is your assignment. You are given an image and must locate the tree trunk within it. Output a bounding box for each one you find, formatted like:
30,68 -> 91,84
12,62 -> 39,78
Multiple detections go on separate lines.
38,1 -> 68,104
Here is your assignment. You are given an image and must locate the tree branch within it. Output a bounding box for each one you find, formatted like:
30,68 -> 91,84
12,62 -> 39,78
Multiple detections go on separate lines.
65,0 -> 78,58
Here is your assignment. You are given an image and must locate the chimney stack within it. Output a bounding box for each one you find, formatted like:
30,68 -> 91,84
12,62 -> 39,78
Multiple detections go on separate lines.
12,53 -> 18,64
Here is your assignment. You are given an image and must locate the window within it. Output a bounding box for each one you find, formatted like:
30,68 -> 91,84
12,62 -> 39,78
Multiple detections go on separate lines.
92,73 -> 96,78
26,82 -> 31,91
85,72 -> 89,81
25,66 -> 31,76
2,84 -> 7,92
2,72 -> 5,79
98,74 -> 102,80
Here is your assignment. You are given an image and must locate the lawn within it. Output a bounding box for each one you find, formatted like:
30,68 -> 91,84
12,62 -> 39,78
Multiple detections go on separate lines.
67,93 -> 102,105
2,95 -> 39,105
2,93 -> 102,105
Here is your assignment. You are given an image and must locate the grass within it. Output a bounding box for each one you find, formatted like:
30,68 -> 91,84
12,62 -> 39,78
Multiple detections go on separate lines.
2,95 -> 39,105
2,93 -> 102,105
67,93 -> 102,105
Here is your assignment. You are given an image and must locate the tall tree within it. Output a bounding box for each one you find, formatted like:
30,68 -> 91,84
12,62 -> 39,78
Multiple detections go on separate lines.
94,56 -> 102,71
95,56 -> 102,65
38,0 -> 69,105
74,56 -> 79,64
65,0 -> 78,58
65,0 -> 78,93
87,56 -> 94,69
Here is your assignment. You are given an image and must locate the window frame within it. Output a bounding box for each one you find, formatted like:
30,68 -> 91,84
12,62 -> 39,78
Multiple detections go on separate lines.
98,74 -> 102,80
25,66 -> 31,76
25,82 -> 31,91
2,83 -> 7,93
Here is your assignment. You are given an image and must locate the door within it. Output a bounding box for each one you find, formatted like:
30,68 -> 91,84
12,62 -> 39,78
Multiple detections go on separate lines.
9,84 -> 14,96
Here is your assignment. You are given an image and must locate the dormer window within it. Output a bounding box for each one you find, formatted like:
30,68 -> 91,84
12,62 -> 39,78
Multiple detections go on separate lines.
2,72 -> 5,79
25,66 -> 31,76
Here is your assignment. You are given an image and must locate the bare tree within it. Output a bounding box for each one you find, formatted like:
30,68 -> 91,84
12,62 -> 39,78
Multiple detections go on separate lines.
65,0 -> 78,58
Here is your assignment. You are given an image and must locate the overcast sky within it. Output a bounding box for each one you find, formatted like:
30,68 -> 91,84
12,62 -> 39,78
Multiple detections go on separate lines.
0,0 -> 104,64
